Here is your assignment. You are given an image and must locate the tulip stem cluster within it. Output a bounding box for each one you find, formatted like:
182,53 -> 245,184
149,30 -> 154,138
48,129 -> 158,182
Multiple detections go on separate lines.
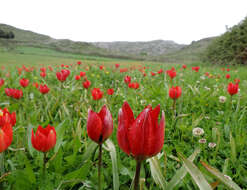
134,160 -> 142,190
98,144 -> 103,190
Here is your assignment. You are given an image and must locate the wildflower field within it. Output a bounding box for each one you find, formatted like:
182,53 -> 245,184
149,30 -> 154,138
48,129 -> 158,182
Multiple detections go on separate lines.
0,56 -> 247,190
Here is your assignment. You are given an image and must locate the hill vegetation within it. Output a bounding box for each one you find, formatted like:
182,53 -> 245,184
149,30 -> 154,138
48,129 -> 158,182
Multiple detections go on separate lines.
205,17 -> 247,65
0,23 -> 216,63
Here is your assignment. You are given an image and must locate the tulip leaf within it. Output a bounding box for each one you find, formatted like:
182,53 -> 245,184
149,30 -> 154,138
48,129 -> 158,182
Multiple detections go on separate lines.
230,132 -> 236,164
201,161 -> 242,190
166,148 -> 200,190
27,124 -> 35,157
104,139 -> 119,190
54,120 -> 68,153
147,155 -> 167,190
81,141 -> 98,163
178,152 -> 212,190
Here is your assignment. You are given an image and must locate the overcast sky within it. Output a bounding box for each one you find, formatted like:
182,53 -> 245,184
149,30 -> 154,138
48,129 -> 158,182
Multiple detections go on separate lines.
0,0 -> 247,44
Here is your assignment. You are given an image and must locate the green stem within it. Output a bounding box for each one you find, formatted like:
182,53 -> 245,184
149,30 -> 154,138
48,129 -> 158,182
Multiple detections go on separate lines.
172,99 -> 176,119
98,144 -> 102,190
43,152 -> 47,177
134,160 -> 142,190
0,152 -> 4,176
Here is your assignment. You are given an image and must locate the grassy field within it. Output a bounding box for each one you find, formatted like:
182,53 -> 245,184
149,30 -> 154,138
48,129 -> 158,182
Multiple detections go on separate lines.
0,48 -> 247,190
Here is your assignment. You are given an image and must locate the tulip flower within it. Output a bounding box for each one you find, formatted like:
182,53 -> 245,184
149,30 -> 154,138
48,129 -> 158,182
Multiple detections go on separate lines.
0,108 -> 15,153
169,86 -> 182,100
91,88 -> 103,100
166,70 -> 176,79
157,69 -> 163,74
226,74 -> 230,79
0,108 -> 16,127
227,83 -> 238,96
31,125 -> 56,153
39,84 -> 50,94
77,61 -> 82,65
87,105 -> 113,190
75,75 -> 81,80
107,89 -> 114,95
80,71 -> 86,77
40,72 -> 46,78
234,78 -> 240,84
5,88 -> 23,99
115,64 -> 120,68
117,102 -> 165,190
182,64 -> 187,69
31,125 -> 56,175
124,76 -> 131,84
83,80 -> 91,89
169,86 -> 182,116
192,66 -> 200,72
19,78 -> 29,88
0,79 -> 4,87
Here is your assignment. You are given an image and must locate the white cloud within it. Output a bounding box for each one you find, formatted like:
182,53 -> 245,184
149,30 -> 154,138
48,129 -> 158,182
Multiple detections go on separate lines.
0,0 -> 247,44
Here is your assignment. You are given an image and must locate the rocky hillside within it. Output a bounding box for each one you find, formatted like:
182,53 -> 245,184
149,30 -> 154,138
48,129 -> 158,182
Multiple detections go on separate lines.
93,40 -> 185,57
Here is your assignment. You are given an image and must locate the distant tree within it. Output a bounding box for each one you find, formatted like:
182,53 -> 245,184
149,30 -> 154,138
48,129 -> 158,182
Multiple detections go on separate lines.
0,29 -> 15,39
205,16 -> 247,65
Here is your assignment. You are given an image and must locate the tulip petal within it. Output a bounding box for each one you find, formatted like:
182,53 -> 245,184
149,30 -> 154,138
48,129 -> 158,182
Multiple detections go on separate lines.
0,129 -> 6,153
117,102 -> 134,155
128,107 -> 150,158
46,127 -> 56,151
98,105 -> 113,142
150,105 -> 160,124
2,123 -> 13,148
87,109 -> 103,143
153,111 -> 165,156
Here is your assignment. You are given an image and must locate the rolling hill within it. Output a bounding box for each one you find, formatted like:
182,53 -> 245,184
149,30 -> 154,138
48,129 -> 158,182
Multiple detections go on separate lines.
0,23 -> 215,63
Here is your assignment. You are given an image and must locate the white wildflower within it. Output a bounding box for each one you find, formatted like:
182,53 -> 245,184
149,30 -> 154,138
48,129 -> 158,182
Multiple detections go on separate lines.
198,138 -> 207,144
192,127 -> 204,137
219,96 -> 226,103
208,142 -> 217,148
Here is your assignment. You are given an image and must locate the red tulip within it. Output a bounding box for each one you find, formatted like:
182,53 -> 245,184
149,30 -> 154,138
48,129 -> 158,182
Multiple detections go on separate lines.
91,88 -> 103,100
0,108 -> 16,127
5,88 -> 23,99
83,80 -> 91,89
0,108 -> 15,153
192,66 -> 200,72
20,78 -> 29,87
128,82 -> 139,89
40,72 -> 46,78
75,75 -> 81,80
157,69 -> 163,74
227,68 -> 230,72
39,84 -> 50,94
56,72 -> 67,82
87,105 -> 113,144
107,88 -> 114,95
169,86 -> 182,99
77,61 -> 82,65
124,76 -> 131,84
99,65 -> 104,70
182,65 -> 187,69
117,102 -> 165,160
31,125 -> 56,152
115,64 -> 120,68
225,74 -> 230,79
227,83 -> 238,96
234,78 -> 240,84
0,79 -> 4,87
166,70 -> 176,79
120,68 -> 128,73
33,82 -> 39,89
80,71 -> 86,77
40,67 -> 46,73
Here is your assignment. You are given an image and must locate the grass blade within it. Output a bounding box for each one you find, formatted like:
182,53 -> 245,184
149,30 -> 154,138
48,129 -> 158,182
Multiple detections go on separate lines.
166,148 -> 200,190
104,139 -> 119,190
201,161 -> 242,190
178,152 -> 212,190
147,155 -> 167,190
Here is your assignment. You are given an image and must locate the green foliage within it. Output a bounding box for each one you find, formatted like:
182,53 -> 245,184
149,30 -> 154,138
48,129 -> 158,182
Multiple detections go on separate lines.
205,17 -> 247,65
